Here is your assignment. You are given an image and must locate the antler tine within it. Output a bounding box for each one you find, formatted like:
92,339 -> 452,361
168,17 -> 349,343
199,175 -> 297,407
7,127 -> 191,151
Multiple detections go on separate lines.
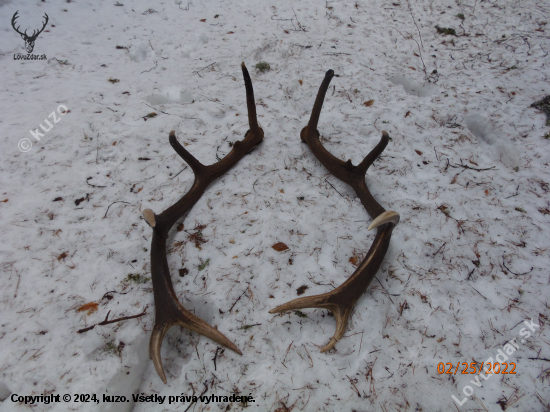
11,11 -> 24,36
271,70 -> 400,352
241,62 -> 260,133
144,63 -> 263,383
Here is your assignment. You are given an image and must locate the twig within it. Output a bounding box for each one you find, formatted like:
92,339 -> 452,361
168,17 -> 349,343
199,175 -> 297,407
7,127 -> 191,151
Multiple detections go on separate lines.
104,201 -> 131,218
170,166 -> 188,180
183,382 -> 208,412
406,0 -> 424,49
14,268 -> 20,299
229,289 -> 247,313
86,177 -> 106,188
141,60 -> 157,74
212,347 -> 222,371
77,307 -> 148,333
433,242 -> 446,256
469,285 -> 488,300
192,62 -> 216,78
325,178 -> 344,197
448,161 -> 496,172
502,258 -> 533,276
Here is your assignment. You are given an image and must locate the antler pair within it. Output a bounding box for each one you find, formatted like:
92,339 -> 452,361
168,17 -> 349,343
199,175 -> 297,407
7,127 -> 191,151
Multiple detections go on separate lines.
142,63 -> 263,383
11,11 -> 49,54
269,70 -> 400,352
143,66 -> 398,383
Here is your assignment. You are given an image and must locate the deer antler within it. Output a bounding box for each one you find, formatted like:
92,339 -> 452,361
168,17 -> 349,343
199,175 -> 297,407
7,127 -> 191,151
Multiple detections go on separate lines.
11,12 -> 25,37
143,63 -> 263,383
269,70 -> 400,352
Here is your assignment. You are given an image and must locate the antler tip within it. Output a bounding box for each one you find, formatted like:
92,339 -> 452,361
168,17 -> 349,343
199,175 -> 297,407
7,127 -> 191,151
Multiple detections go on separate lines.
367,210 -> 400,230
320,338 -> 338,353
143,208 -> 156,227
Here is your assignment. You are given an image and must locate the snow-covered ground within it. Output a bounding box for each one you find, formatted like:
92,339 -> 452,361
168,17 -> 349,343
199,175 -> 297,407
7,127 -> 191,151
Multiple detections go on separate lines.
1,0 -> 549,410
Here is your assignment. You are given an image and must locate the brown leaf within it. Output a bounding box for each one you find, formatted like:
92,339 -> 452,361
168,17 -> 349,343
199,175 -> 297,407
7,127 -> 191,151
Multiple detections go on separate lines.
298,79 -> 303,85
405,111 -> 411,117
227,31 -> 234,34
408,66 -> 416,70
272,242 -> 289,252
363,99 -> 374,107
200,19 -> 206,22
77,302 -> 98,315
415,150 -> 423,155
1,199 -> 8,202
177,223 -> 184,231
58,252 -> 68,261
349,256 -> 359,266
296,285 -> 309,295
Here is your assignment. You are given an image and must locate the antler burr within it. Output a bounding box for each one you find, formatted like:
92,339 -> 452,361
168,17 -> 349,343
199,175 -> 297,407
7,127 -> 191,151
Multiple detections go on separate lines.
269,69 -> 400,352
143,63 -> 263,383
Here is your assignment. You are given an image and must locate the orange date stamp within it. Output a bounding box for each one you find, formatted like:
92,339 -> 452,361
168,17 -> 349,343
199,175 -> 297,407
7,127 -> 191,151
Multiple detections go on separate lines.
437,362 -> 516,375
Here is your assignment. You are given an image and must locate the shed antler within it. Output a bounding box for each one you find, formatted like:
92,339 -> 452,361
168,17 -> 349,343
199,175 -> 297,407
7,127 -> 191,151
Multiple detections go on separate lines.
143,63 -> 263,383
269,70 -> 399,352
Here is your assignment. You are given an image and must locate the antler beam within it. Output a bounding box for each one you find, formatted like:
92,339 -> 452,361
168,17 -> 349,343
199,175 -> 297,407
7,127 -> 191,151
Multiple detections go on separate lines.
143,63 -> 263,383
269,70 -> 399,352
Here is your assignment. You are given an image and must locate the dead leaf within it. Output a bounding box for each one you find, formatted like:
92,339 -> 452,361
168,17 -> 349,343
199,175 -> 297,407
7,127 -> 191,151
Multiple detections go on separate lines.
349,256 -> 359,266
77,302 -> 98,315
227,31 -> 234,34
415,150 -> 423,155
298,79 -> 303,85
177,223 -> 184,231
58,252 -> 68,261
363,100 -> 374,107
272,242 -> 289,252
296,285 -> 309,295
1,199 -> 8,202
200,19 -> 206,22
405,111 -> 411,117
408,66 -> 416,70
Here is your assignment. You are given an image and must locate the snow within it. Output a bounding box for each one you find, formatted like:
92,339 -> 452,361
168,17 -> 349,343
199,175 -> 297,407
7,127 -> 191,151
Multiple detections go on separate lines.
1,0 -> 549,411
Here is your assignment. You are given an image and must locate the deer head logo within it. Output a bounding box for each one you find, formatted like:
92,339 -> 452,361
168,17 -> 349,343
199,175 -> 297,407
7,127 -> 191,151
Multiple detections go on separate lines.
11,11 -> 49,54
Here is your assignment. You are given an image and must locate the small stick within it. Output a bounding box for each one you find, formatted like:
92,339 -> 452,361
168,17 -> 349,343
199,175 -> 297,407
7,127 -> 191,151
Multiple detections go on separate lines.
229,289 -> 247,313
77,307 -> 147,334
104,201 -> 131,218
433,242 -> 446,256
324,178 -> 344,198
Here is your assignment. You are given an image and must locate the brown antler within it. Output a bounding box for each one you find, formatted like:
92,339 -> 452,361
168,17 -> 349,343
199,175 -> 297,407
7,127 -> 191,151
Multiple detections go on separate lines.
143,63 -> 263,383
269,69 -> 399,352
